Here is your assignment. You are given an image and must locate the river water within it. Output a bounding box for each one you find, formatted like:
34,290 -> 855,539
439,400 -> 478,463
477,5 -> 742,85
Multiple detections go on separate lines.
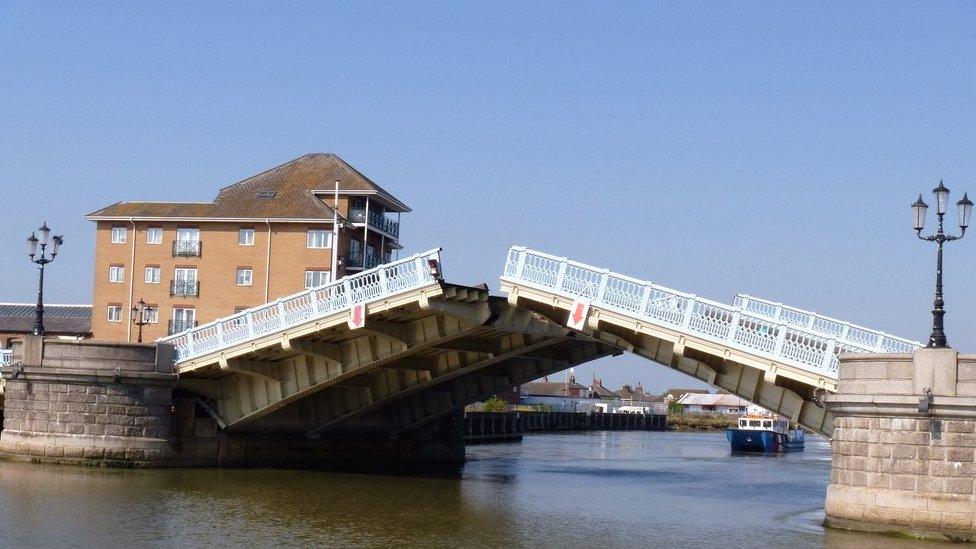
0,431 -> 941,548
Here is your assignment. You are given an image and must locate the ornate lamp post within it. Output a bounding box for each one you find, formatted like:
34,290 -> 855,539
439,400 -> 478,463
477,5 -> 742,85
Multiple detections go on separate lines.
131,298 -> 150,343
912,181 -> 972,348
26,223 -> 64,336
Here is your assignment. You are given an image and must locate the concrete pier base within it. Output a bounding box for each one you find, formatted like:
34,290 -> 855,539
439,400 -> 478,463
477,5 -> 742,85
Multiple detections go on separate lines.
0,337 -> 465,469
824,349 -> 976,541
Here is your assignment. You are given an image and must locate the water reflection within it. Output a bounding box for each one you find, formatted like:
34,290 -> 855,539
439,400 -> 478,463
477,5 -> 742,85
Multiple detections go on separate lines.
0,432 -> 947,548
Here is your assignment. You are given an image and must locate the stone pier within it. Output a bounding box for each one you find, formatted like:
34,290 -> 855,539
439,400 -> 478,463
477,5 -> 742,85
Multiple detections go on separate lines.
0,336 -> 464,469
824,349 -> 976,541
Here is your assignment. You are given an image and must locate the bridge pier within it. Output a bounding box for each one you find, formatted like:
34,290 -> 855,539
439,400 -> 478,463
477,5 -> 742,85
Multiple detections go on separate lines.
824,349 -> 976,541
0,336 -> 465,469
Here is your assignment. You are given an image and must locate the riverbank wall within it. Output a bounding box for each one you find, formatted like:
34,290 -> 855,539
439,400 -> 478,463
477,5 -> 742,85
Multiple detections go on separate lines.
465,411 -> 667,443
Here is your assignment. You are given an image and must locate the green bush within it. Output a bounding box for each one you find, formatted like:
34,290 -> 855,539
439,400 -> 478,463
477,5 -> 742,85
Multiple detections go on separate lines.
483,395 -> 509,412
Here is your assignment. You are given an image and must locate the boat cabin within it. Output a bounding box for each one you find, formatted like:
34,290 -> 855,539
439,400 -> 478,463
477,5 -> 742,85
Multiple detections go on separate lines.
736,417 -> 789,433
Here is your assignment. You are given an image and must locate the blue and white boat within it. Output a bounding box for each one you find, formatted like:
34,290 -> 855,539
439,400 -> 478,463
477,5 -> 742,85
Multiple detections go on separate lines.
725,415 -> 804,453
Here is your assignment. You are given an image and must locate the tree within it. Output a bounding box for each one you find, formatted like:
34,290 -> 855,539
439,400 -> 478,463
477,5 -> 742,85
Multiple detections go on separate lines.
483,395 -> 508,412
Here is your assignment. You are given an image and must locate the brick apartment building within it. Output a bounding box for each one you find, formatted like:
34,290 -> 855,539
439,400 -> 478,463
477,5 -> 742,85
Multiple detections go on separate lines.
86,153 -> 409,342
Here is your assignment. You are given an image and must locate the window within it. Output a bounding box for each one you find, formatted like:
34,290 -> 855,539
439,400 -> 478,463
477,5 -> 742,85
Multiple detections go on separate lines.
145,266 -> 160,284
307,229 -> 332,249
349,239 -> 362,257
107,305 -> 123,322
144,306 -> 159,324
173,268 -> 198,297
147,227 -> 163,245
109,265 -> 125,283
305,270 -> 331,288
238,228 -> 255,246
110,227 -> 127,244
236,268 -> 253,286
171,307 -> 196,334
173,228 -> 201,257
176,227 -> 199,242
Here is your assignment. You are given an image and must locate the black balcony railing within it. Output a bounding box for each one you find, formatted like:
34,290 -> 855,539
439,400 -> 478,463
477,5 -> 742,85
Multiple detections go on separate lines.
172,240 -> 202,257
345,250 -> 382,270
168,319 -> 198,335
348,208 -> 399,237
170,280 -> 199,297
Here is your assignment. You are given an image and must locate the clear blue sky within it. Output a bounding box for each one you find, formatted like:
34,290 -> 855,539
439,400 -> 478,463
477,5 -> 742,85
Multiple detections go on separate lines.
2,2 -> 975,393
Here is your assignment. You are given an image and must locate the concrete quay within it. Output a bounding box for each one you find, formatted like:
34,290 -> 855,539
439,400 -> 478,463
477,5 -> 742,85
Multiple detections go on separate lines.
824,349 -> 976,541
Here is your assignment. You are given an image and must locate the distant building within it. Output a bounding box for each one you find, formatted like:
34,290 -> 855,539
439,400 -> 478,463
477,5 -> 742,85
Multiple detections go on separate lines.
617,383 -> 663,405
589,378 -> 618,399
676,393 -> 750,415
0,303 -> 92,348
664,388 -> 709,403
521,375 -> 605,412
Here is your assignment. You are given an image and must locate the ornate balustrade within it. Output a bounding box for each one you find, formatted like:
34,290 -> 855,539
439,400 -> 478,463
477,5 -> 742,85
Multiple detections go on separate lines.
0,349 -> 10,366
501,246 -> 921,377
161,248 -> 442,364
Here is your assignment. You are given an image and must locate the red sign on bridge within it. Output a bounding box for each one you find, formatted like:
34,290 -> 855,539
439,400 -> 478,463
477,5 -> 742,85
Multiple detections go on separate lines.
348,303 -> 366,330
566,299 -> 590,331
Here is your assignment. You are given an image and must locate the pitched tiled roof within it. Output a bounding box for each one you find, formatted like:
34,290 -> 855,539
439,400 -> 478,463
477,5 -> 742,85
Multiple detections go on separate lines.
0,304 -> 92,335
86,153 -> 410,220
522,381 -> 589,397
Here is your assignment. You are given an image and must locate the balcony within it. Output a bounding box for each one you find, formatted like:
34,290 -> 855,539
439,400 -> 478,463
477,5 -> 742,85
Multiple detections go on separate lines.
170,280 -> 200,298
172,240 -> 202,258
345,250 -> 382,270
348,208 -> 399,238
168,319 -> 198,335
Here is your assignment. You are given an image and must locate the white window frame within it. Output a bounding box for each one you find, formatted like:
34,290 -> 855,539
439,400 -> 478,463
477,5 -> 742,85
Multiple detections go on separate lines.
304,270 -> 331,289
236,268 -> 253,286
110,227 -> 127,244
306,229 -> 332,249
174,267 -> 198,283
107,305 -> 123,322
147,227 -> 163,245
176,227 -> 200,242
108,265 -> 125,283
144,306 -> 159,324
144,266 -> 160,284
238,228 -> 255,246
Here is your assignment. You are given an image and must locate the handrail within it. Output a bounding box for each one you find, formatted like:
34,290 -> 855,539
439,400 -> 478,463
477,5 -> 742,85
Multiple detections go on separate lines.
0,349 -> 10,366
501,246 -> 921,377
348,207 -> 400,237
732,294 -> 918,354
161,247 -> 443,364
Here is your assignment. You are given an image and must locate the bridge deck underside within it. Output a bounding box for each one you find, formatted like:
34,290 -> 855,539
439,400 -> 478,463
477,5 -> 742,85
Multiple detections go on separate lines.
502,282 -> 835,436
178,283 -> 622,439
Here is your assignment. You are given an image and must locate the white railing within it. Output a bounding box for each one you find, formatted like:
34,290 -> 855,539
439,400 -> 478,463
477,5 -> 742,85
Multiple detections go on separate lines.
161,248 -> 443,364
0,349 -> 11,366
732,294 -> 918,355
501,246 -> 921,377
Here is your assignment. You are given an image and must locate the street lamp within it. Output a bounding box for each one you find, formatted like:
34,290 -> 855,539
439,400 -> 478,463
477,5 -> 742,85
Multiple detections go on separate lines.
912,181 -> 972,348
131,298 -> 150,343
26,222 -> 63,336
